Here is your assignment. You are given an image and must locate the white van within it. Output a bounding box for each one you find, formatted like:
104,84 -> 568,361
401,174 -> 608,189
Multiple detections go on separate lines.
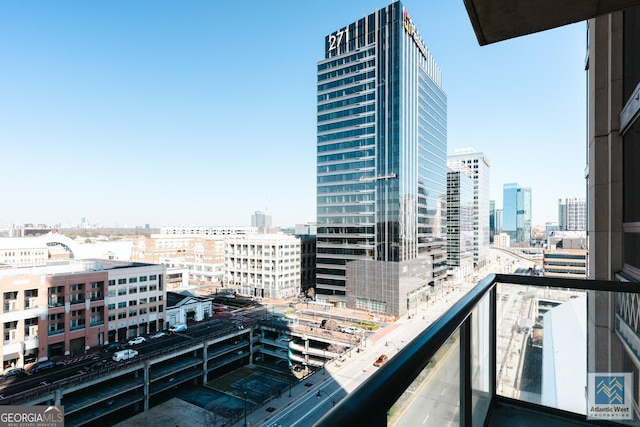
339,326 -> 356,335
112,349 -> 138,362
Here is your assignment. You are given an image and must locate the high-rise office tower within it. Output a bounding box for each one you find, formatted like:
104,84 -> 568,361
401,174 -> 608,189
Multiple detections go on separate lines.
316,1 -> 447,317
251,211 -> 272,231
495,208 -> 502,235
502,183 -> 532,245
558,197 -> 586,231
448,147 -> 491,268
447,162 -> 475,280
489,200 -> 496,243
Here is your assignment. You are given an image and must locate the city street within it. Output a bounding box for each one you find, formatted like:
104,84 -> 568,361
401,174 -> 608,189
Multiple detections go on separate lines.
237,280 -> 478,427
229,248 -> 549,426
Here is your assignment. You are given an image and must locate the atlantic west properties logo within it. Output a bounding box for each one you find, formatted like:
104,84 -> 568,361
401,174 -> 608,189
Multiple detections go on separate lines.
0,405 -> 64,427
588,372 -> 633,420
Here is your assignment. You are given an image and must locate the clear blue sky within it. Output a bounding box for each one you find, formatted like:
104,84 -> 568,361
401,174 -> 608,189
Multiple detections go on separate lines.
1,1 -> 586,228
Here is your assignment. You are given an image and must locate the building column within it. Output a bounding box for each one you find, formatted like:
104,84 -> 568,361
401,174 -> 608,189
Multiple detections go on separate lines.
202,343 -> 208,382
587,12 -> 625,375
143,360 -> 150,411
54,389 -> 63,407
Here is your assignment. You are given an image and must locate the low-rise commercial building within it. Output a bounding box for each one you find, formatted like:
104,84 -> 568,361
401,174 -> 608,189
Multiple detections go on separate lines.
494,233 -> 511,248
542,234 -> 587,279
165,290 -> 214,326
0,234 -> 133,269
225,234 -> 301,299
0,260 -> 165,368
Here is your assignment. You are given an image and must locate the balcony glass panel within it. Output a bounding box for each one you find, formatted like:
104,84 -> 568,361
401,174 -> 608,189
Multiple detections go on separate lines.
388,330 -> 460,426
471,292 -> 491,424
314,275 -> 640,427
496,282 -> 587,415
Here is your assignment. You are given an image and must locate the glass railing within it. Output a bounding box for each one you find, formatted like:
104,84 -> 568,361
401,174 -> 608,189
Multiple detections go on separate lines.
313,274 -> 640,426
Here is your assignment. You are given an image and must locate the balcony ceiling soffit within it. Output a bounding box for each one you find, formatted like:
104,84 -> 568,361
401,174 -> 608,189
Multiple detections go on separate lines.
463,0 -> 640,45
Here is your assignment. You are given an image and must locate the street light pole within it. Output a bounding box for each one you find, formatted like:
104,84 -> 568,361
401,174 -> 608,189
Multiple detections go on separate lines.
316,389 -> 337,407
385,341 -> 400,352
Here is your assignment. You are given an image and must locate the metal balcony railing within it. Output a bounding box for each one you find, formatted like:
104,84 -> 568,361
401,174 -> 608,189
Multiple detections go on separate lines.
313,273 -> 640,427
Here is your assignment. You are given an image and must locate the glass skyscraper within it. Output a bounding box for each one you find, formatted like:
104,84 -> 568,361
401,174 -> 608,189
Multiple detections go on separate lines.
316,1 -> 447,317
502,182 -> 532,245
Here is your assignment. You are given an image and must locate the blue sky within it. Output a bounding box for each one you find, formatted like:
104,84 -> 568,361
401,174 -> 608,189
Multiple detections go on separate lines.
1,1 -> 586,228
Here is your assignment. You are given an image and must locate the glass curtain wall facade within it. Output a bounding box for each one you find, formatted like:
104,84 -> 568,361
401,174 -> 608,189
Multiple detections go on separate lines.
502,183 -> 518,241
316,1 -> 447,316
490,200 -> 495,243
502,182 -> 532,245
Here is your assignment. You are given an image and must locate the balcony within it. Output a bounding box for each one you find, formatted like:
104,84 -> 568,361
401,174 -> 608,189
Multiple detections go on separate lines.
90,293 -> 104,302
48,297 -> 64,308
313,274 -> 640,426
3,300 -> 18,312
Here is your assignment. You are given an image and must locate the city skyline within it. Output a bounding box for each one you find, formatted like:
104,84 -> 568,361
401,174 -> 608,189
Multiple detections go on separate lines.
1,1 -> 586,228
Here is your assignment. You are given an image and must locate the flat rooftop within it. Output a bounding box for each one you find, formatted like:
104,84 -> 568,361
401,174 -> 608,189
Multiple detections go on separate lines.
112,397 -> 218,427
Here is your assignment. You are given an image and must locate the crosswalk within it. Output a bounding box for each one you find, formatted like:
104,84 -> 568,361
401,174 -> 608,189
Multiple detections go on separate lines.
59,353 -> 100,365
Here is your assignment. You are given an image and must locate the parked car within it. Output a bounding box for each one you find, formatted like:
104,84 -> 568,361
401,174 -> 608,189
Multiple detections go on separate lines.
373,354 -> 388,367
169,323 -> 187,333
87,360 -> 106,371
2,368 -> 26,380
28,360 -> 57,374
149,331 -> 166,339
128,336 -> 146,346
112,349 -> 138,362
102,342 -> 122,353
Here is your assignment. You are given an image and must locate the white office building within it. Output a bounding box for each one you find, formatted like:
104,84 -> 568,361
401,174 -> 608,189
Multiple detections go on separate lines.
159,226 -> 257,237
558,197 -> 586,231
447,147 -> 491,269
447,162 -> 475,281
225,234 -> 301,299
